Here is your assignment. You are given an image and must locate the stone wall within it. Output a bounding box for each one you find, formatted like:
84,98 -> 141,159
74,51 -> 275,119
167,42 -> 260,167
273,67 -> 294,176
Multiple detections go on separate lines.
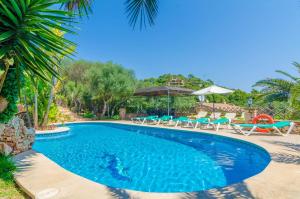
0,117 -> 35,155
197,103 -> 245,114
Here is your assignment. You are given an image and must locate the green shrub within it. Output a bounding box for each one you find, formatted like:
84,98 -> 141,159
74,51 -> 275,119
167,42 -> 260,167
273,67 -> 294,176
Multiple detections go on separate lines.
48,104 -> 59,123
0,68 -> 23,123
112,115 -> 120,120
82,112 -> 96,118
0,154 -> 16,182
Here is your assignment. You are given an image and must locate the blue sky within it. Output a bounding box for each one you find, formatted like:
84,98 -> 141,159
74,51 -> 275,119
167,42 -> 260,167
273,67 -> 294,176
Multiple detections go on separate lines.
68,0 -> 300,91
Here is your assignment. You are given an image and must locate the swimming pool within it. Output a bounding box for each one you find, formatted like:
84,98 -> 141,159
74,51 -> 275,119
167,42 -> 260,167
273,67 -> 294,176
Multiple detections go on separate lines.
33,123 -> 270,193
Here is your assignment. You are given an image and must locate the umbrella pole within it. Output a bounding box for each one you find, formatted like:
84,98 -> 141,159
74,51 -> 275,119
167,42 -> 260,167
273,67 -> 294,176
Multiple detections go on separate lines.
167,89 -> 170,116
213,95 -> 215,119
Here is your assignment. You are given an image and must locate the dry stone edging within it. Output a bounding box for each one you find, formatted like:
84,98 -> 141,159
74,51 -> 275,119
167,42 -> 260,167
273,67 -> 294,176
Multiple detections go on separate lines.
0,142 -> 12,155
0,116 -> 35,155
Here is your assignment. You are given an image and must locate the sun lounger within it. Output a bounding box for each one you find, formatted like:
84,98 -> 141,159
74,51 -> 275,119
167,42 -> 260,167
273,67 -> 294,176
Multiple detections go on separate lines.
169,116 -> 190,127
131,115 -> 158,124
191,117 -> 210,128
131,116 -> 146,123
141,115 -> 159,124
208,117 -> 231,131
231,121 -> 295,136
196,111 -> 208,118
210,112 -> 221,120
224,112 -> 236,120
155,115 -> 173,125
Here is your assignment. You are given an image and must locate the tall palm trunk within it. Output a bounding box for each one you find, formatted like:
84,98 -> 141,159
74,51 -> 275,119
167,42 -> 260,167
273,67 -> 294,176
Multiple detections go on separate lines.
24,95 -> 32,128
111,99 -> 127,117
42,75 -> 57,127
107,103 -> 110,117
101,100 -> 107,117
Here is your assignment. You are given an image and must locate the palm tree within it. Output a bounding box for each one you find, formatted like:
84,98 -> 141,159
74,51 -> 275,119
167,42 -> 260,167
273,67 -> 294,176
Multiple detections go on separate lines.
0,0 -> 159,90
253,62 -> 300,102
1,0 -> 159,92
41,29 -> 75,127
0,0 -> 159,122
0,0 -> 76,93
63,0 -> 159,29
63,0 -> 93,16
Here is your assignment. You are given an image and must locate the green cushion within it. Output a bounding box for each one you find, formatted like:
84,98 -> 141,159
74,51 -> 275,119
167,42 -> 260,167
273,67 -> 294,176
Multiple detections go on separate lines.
159,115 -> 173,121
211,118 -> 230,124
273,121 -> 291,128
145,115 -> 158,120
233,121 -> 292,129
191,117 -> 209,124
234,123 -> 255,128
173,116 -> 189,122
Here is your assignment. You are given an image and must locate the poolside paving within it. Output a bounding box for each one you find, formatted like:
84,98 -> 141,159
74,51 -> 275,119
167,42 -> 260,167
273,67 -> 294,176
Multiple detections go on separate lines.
14,121 -> 300,199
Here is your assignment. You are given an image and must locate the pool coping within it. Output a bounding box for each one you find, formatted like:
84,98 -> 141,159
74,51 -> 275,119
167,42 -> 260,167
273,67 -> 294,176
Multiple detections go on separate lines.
14,120 -> 300,199
36,127 -> 70,135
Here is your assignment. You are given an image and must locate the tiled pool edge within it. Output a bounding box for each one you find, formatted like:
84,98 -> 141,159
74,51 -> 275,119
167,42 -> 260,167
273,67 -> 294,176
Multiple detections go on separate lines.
36,127 -> 70,135
14,120 -> 300,199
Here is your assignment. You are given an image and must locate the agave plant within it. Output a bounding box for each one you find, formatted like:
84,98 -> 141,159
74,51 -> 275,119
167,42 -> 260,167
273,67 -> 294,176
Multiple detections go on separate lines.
0,0 -> 76,93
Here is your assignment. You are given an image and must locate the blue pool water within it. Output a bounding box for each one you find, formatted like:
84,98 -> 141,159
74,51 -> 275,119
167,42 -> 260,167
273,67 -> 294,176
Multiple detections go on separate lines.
33,123 -> 270,193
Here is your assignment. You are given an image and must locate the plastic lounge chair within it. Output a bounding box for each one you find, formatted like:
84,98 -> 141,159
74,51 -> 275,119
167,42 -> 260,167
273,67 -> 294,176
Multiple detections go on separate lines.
196,111 -> 208,119
210,112 -> 221,120
180,117 -> 198,128
142,115 -> 159,124
208,117 -> 231,131
155,115 -> 173,125
240,112 -> 245,120
170,116 -> 190,127
224,113 -> 237,120
131,116 -> 146,123
191,117 -> 210,129
231,121 -> 295,136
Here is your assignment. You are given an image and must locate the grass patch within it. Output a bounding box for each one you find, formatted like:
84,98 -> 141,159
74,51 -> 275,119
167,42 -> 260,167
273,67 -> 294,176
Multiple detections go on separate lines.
0,154 -> 27,199
0,179 -> 26,199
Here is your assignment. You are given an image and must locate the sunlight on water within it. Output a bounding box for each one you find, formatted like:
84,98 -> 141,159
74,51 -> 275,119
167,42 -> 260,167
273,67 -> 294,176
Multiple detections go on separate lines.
34,123 -> 270,193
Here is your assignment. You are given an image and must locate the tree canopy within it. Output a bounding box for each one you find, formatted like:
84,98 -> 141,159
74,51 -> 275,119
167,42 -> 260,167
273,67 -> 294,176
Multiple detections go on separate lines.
59,60 -> 136,117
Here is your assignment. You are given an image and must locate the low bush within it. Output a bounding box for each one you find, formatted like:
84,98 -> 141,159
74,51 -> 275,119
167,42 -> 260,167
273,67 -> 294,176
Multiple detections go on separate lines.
82,112 -> 96,119
112,115 -> 120,120
0,154 -> 16,182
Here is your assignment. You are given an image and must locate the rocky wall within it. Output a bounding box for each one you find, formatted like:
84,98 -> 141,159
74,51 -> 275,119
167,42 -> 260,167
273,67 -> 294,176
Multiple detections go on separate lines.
0,117 -> 35,155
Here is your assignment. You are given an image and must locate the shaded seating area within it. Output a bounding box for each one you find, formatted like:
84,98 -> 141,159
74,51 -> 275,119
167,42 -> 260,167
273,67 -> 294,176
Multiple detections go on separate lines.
131,85 -> 240,132
134,86 -> 195,116
131,86 -> 296,137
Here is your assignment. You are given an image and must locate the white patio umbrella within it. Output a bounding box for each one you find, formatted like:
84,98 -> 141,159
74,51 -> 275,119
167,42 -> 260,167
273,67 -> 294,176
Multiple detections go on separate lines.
193,85 -> 234,118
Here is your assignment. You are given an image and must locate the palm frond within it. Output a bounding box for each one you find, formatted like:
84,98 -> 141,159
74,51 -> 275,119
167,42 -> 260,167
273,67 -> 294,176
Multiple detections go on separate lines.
62,0 -> 159,29
125,0 -> 159,29
253,78 -> 294,101
292,61 -> 300,73
275,70 -> 299,82
290,83 -> 300,106
62,0 -> 93,17
0,0 -> 76,83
